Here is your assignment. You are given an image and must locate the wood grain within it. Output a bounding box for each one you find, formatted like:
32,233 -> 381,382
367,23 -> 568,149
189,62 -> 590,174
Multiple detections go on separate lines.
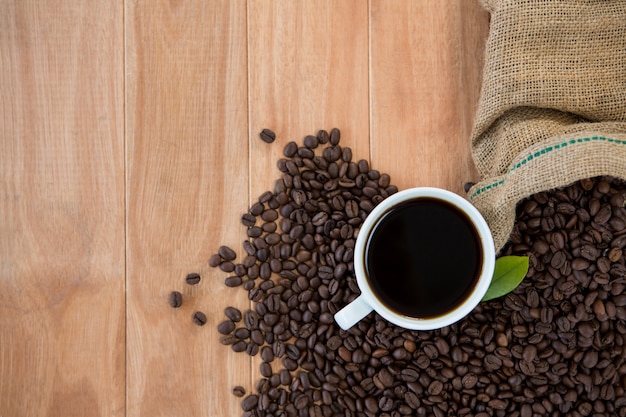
0,1 -> 490,415
248,0 -> 370,198
125,1 -> 251,416
0,1 -> 125,416
370,0 -> 489,193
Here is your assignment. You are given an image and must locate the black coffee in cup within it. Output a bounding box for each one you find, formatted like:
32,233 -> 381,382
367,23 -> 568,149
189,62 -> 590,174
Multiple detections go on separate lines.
365,197 -> 483,318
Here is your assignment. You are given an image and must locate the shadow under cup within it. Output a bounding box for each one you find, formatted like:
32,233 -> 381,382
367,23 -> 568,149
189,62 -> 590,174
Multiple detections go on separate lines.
334,188 -> 495,331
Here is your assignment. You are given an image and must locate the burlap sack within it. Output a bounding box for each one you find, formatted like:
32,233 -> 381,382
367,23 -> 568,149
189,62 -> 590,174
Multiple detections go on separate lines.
468,0 -> 626,253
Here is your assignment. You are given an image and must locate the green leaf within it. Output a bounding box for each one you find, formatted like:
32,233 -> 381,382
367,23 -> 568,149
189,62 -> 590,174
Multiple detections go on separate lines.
482,256 -> 530,301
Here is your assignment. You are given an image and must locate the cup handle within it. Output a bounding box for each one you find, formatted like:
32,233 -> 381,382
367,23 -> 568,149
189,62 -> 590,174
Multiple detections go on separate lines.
334,295 -> 373,330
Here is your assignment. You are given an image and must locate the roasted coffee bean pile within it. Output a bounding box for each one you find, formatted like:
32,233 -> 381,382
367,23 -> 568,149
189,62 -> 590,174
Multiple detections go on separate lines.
488,177 -> 626,417
203,129 -> 625,417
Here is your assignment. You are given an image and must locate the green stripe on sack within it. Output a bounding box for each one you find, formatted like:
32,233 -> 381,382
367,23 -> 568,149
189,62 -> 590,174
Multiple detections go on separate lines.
470,136 -> 622,199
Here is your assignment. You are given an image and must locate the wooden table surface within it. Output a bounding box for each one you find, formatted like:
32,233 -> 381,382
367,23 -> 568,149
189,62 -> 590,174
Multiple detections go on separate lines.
0,1 -> 489,416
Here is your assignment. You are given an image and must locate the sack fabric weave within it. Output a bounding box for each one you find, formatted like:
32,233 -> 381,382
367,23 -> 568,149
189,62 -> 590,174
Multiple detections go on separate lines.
469,0 -> 626,252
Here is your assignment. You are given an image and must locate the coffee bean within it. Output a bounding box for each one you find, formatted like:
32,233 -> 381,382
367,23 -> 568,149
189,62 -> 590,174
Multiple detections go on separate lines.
261,209 -> 278,222
581,350 -> 599,369
208,254 -> 221,267
234,328 -> 250,339
219,261 -> 235,273
522,345 -> 537,362
484,354 -> 502,371
247,226 -> 263,238
303,135 -> 319,149
550,251 -> 567,269
608,247 -> 622,262
217,319 -> 236,335
323,146 -> 342,162
329,128 -> 340,146
241,394 -> 258,411
533,240 -> 550,254
283,141 -> 298,157
241,213 -> 256,227
488,399 -> 507,410
571,257 -> 590,271
359,199 -> 374,213
185,272 -> 201,285
595,204 -> 612,224
168,291 -> 183,308
259,128 -> 276,143
578,322 -> 594,338
193,311 -> 207,326
224,276 -> 243,287
259,361 -> 272,378
378,396 -> 394,412
232,386 -> 246,398
556,202 -> 576,215
428,380 -> 444,396
341,147 -> 352,162
217,245 -> 237,261
247,328 -> 263,346
520,359 -> 537,376
580,244 -> 600,261
461,373 -> 477,389
297,147 -> 314,159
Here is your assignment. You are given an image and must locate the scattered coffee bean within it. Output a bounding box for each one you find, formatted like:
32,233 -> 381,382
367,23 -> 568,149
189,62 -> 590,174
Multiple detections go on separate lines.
168,291 -> 183,308
185,272 -> 201,285
259,128 -> 276,144
232,385 -> 246,397
192,311 -> 207,326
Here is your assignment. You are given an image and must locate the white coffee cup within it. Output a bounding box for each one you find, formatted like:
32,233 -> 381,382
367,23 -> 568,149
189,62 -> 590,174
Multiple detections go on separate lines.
334,187 -> 495,331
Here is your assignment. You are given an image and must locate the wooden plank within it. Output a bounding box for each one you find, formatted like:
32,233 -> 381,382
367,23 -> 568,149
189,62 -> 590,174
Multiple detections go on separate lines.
0,1 -> 125,416
247,0 -> 370,199
370,0 -> 489,194
125,1 -> 250,416
245,0 -> 370,412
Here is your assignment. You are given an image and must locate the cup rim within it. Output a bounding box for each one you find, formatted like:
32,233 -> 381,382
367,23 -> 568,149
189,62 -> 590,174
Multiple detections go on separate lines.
354,187 -> 496,330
